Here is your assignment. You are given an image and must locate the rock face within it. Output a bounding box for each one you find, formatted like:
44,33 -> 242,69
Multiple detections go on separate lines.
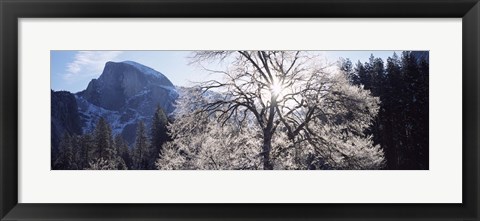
75,61 -> 179,145
79,61 -> 177,112
51,90 -> 83,156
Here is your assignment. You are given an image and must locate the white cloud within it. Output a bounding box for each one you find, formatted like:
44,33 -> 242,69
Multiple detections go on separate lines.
63,51 -> 123,80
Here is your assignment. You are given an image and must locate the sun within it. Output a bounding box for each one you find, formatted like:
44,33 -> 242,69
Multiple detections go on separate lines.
260,78 -> 293,106
270,79 -> 289,102
270,81 -> 283,97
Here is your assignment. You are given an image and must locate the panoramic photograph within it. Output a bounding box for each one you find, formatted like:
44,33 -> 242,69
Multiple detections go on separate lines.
51,50 -> 429,170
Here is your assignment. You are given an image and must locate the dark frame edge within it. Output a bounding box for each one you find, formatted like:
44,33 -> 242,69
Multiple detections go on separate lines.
0,0 -> 479,18
462,2 -> 480,220
0,0 -> 19,220
463,2 -> 480,221
1,0 -> 479,221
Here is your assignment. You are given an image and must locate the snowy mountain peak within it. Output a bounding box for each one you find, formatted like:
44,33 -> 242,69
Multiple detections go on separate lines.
76,61 -> 179,145
120,60 -> 167,79
95,61 -> 175,89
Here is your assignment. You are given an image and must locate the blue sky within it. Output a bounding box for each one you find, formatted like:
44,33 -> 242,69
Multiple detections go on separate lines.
51,50 -> 401,93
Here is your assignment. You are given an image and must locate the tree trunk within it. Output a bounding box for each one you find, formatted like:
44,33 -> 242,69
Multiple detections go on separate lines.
262,95 -> 277,170
262,132 -> 274,170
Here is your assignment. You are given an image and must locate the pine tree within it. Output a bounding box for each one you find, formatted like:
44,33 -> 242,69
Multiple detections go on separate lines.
362,56 -> 387,151
53,133 -> 74,169
77,134 -> 94,169
70,135 -> 82,170
351,51 -> 429,170
339,58 -> 360,85
416,57 -> 429,169
92,117 -> 115,160
355,61 -> 368,88
133,121 -> 149,169
382,53 -> 403,169
399,51 -> 429,169
150,106 -> 169,167
89,117 -> 126,169
115,134 -> 132,169
371,57 -> 386,96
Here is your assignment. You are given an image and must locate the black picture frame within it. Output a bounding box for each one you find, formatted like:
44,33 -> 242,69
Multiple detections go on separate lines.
1,0 -> 479,220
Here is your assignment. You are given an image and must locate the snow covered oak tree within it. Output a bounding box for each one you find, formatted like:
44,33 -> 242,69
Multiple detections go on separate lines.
155,87 -> 262,170
156,51 -> 385,170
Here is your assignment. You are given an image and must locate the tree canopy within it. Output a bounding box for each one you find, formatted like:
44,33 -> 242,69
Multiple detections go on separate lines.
156,51 -> 385,170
